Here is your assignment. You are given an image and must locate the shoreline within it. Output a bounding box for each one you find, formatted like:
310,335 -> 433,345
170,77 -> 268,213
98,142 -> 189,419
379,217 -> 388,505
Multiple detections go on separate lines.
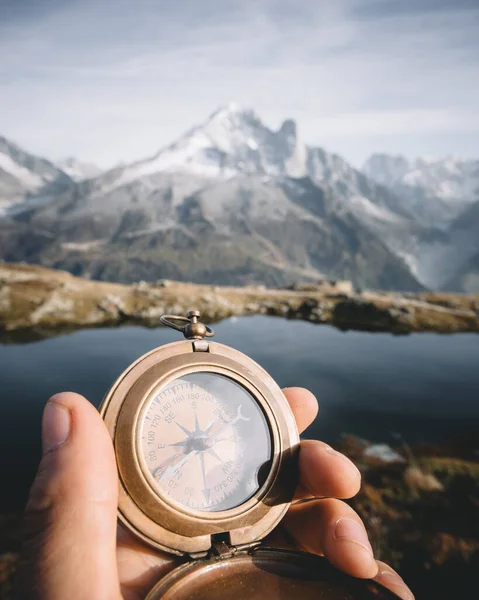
1,262 -> 479,342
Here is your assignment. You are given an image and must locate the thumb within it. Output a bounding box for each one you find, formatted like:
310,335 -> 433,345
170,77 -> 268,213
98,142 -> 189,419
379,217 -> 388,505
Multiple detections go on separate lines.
14,392 -> 121,600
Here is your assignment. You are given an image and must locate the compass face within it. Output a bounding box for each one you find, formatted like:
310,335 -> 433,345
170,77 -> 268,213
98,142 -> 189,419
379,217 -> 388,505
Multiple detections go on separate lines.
139,372 -> 273,512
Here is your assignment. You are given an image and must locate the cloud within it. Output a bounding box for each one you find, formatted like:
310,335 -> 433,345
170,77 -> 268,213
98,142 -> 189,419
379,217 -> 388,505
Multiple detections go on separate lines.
0,0 -> 478,168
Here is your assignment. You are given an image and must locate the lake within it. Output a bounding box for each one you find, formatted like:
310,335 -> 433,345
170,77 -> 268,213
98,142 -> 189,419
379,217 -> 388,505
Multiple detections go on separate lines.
1,316 -> 478,511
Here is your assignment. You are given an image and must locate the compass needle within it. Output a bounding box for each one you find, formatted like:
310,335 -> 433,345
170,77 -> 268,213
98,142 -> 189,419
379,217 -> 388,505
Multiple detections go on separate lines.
193,410 -> 201,433
204,416 -> 222,435
198,452 -> 210,504
175,421 -> 193,436
159,449 -> 197,481
168,439 -> 188,448
207,447 -> 224,463
210,404 -> 250,440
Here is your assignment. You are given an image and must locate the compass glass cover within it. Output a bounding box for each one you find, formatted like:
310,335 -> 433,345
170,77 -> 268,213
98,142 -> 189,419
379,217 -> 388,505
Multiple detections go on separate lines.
139,372 -> 273,512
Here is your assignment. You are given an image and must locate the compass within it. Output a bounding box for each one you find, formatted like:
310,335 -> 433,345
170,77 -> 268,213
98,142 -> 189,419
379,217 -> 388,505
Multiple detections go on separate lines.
100,311 -> 401,599
141,373 -> 272,513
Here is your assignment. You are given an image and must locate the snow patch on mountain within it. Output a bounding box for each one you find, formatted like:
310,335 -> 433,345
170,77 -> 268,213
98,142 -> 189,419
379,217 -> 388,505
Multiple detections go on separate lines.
348,195 -> 399,223
0,194 -> 56,218
0,152 -> 44,190
57,157 -> 102,181
364,153 -> 479,204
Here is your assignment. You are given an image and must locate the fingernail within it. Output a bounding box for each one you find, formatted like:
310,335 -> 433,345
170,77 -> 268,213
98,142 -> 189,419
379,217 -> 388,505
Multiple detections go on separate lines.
334,518 -> 373,555
325,446 -> 361,476
377,570 -> 414,600
42,401 -> 71,454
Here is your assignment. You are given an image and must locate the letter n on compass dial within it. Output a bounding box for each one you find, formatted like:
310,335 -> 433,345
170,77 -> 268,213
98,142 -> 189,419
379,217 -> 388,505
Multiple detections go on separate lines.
139,373 -> 273,513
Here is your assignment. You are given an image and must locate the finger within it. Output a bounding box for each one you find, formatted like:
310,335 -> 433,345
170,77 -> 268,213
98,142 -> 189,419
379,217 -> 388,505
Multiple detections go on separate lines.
283,498 -> 378,579
117,526 -> 181,600
295,440 -> 361,500
14,393 -> 121,600
374,561 -> 414,600
282,387 -> 318,434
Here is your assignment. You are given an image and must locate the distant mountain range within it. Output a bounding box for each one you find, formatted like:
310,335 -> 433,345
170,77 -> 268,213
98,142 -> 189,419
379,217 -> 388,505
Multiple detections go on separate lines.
363,153 -> 479,225
1,105 -> 478,292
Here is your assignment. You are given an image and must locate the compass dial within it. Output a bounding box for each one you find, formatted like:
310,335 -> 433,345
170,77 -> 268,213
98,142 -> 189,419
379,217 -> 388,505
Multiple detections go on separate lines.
139,372 -> 273,512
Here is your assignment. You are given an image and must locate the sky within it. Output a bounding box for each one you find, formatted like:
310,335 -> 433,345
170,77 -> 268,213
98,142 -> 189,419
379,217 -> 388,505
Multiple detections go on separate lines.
0,0 -> 478,169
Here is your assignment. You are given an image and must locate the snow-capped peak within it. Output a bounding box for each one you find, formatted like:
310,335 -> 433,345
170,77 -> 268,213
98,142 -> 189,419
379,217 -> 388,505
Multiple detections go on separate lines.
0,136 -> 67,192
208,102 -> 249,119
57,157 -> 102,181
0,150 -> 44,190
363,153 -> 479,204
0,135 -> 72,216
102,105 -> 308,191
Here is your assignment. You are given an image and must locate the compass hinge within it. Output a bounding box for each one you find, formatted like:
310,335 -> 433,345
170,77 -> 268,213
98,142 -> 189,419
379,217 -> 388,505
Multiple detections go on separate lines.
212,540 -> 236,559
192,339 -> 210,352
210,539 -> 261,560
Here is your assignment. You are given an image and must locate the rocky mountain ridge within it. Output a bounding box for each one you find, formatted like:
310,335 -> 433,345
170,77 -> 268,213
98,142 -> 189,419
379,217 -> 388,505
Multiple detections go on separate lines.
363,153 -> 479,225
0,105 -> 423,291
1,105 -> 478,292
0,137 -> 72,216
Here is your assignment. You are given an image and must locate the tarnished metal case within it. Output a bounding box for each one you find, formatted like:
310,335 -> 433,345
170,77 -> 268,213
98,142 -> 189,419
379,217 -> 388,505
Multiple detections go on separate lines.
146,548 -> 401,600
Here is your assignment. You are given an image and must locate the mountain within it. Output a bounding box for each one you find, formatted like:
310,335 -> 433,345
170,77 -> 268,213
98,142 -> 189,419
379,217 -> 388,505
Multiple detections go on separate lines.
0,106 -> 435,290
56,157 -> 102,181
440,201 -> 479,293
93,106 -> 412,219
0,137 -> 73,216
410,199 -> 479,292
363,153 -> 479,225
363,153 -> 479,291
79,104 -> 417,244
446,252 -> 479,293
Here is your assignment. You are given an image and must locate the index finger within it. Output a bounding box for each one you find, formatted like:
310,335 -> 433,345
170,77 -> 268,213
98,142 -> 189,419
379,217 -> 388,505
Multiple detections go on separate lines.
282,387 -> 318,434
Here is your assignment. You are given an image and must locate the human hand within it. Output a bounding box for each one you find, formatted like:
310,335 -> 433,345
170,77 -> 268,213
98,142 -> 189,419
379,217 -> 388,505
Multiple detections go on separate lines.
14,389 -> 414,600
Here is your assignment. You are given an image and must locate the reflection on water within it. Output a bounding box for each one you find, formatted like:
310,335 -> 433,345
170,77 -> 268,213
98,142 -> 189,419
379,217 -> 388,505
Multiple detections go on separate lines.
0,316 -> 478,510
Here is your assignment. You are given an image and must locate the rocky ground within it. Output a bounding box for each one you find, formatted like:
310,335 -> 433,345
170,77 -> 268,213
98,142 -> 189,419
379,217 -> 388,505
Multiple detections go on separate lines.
1,437 -> 477,600
1,262 -> 478,341
340,435 -> 479,600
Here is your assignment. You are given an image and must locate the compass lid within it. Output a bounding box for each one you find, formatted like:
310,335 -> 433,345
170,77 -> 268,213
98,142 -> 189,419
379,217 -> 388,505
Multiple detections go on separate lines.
146,547 -> 402,600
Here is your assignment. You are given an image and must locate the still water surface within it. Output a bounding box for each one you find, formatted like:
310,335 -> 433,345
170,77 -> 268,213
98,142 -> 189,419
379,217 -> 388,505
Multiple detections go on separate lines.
1,316 -> 478,510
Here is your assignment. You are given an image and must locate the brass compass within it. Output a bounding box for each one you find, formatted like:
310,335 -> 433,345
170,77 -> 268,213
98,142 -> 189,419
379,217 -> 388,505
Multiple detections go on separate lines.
100,311 -> 401,599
